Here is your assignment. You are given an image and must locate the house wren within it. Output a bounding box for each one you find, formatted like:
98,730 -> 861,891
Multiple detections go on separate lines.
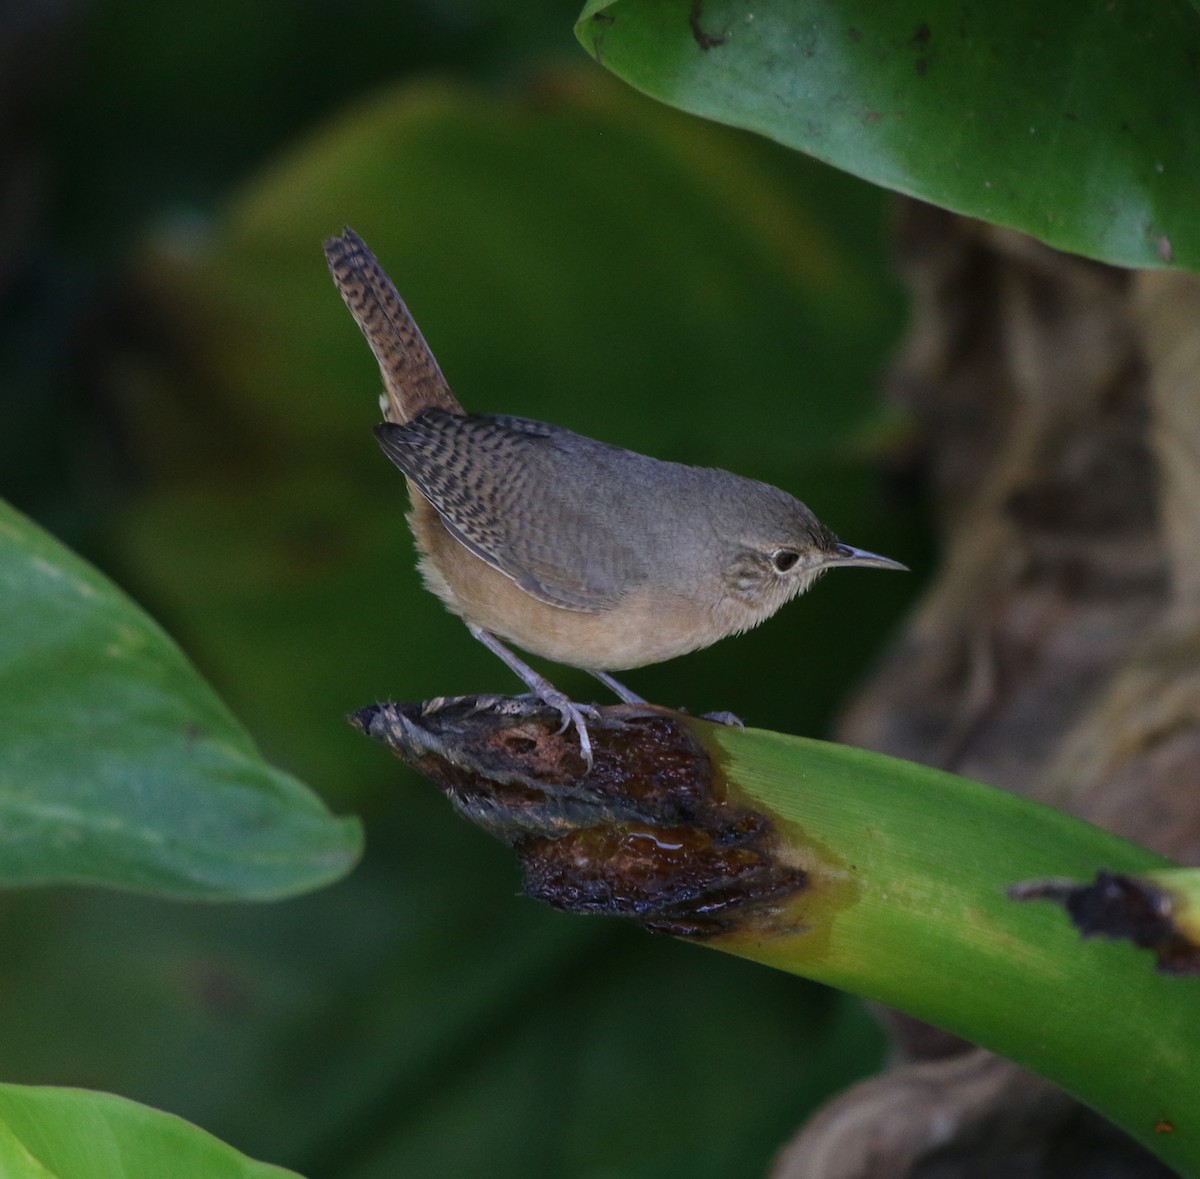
325,228 -> 904,765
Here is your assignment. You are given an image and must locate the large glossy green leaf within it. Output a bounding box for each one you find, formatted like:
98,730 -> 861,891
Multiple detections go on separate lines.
0,1084 -> 298,1178
576,0 -> 1200,271
0,498 -> 360,898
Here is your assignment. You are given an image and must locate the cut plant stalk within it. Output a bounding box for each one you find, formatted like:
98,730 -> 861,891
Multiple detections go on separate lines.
353,695 -> 1197,1179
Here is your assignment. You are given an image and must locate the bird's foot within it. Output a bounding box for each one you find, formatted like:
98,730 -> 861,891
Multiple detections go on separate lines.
468,626 -> 602,767
511,689 -> 600,767
537,688 -> 601,769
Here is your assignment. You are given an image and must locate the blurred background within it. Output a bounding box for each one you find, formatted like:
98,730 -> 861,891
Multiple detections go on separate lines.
1,1 -> 930,1175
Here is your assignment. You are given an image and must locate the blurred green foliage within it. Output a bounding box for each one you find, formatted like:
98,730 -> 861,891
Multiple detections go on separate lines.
1,1 -> 928,1175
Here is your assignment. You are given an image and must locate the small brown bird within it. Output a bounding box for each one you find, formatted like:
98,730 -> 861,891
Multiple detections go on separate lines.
325,228 -> 904,765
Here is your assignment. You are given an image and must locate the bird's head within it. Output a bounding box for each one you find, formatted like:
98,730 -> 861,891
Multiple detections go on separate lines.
717,483 -> 905,628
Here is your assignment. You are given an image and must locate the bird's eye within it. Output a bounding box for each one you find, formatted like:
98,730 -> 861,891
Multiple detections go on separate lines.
771,549 -> 801,573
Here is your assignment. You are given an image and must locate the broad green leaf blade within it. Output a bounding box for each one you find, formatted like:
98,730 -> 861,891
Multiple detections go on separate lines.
577,0 -> 1200,270
0,1084 -> 299,1179
703,724 -> 1198,1177
0,1120 -> 55,1179
0,499 -> 360,898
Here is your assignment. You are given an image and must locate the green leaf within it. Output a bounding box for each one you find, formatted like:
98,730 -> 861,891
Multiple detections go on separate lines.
0,1084 -> 299,1178
0,498 -> 360,899
702,723 -> 1198,1176
577,0 -> 1200,270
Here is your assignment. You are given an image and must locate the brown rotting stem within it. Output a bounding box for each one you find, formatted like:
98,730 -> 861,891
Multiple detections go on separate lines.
350,695 -> 806,938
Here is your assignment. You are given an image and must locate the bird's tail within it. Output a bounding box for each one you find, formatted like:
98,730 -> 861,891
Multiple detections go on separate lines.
324,227 -> 463,423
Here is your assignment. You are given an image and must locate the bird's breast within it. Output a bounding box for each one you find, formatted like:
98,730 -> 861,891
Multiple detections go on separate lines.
410,498 -> 753,670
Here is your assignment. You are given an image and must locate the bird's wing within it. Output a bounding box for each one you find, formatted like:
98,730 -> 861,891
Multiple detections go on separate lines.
375,411 -> 645,612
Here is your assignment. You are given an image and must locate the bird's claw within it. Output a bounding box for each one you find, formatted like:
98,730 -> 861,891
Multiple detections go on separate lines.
701,709 -> 744,728
538,690 -> 599,768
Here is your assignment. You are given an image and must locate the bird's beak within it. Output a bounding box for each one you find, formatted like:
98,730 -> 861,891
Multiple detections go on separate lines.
826,543 -> 908,572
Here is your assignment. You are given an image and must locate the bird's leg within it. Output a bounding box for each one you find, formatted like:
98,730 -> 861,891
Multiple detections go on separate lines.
589,667 -> 742,729
586,669 -> 646,705
467,626 -> 598,767
591,668 -> 742,726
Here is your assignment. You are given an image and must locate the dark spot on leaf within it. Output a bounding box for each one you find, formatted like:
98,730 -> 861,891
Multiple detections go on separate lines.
1010,870 -> 1200,974
912,22 -> 932,45
848,27 -> 862,42
915,59 -> 928,76
591,10 -> 614,24
688,0 -> 726,50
